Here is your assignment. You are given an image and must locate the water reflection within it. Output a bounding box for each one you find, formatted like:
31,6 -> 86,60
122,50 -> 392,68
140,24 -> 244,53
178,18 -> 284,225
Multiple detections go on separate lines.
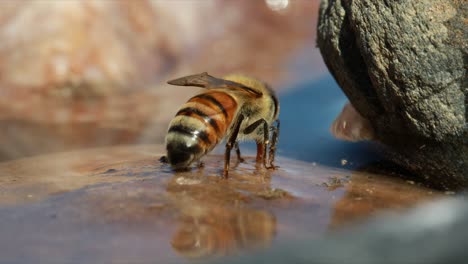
166,164 -> 279,258
172,205 -> 276,258
328,169 -> 440,229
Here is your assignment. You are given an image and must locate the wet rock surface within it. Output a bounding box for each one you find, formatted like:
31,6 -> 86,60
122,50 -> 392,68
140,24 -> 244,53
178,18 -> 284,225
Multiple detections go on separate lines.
0,145 -> 440,263
317,0 -> 467,189
216,198 -> 468,264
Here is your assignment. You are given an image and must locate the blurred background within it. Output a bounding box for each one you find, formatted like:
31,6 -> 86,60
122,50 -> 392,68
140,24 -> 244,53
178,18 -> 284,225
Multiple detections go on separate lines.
0,0 -> 380,168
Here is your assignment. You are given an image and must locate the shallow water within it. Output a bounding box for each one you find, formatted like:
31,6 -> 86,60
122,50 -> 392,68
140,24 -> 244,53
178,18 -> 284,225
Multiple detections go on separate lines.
0,146 -> 441,263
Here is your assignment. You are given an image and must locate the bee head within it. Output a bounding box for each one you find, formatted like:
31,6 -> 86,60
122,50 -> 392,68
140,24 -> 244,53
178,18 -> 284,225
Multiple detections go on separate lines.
166,142 -> 198,170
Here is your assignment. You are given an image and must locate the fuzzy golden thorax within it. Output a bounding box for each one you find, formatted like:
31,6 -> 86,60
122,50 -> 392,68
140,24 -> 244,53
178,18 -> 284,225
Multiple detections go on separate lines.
222,74 -> 279,142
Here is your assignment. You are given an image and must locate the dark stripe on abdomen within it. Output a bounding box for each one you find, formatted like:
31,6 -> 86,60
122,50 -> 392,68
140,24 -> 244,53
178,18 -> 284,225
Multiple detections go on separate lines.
176,107 -> 221,135
192,93 -> 228,118
168,125 -> 211,145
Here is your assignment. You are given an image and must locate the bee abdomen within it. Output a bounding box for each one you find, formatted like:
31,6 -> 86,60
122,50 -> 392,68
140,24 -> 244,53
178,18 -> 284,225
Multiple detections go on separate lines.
189,92 -> 238,136
168,124 -> 211,145
176,107 -> 221,137
165,91 -> 238,169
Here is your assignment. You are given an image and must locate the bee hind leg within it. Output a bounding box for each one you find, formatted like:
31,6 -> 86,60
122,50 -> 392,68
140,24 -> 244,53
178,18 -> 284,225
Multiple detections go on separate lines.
244,118 -> 269,168
267,119 -> 280,169
234,142 -> 245,163
224,114 -> 245,178
255,142 -> 266,164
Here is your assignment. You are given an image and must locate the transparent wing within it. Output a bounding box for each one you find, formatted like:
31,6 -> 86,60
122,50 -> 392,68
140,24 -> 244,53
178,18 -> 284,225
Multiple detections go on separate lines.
167,72 -> 262,98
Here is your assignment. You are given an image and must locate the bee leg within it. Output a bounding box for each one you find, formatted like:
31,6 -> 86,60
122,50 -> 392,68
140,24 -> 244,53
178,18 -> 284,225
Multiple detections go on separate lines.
261,120 -> 269,169
224,114 -> 245,178
267,119 -> 280,169
197,161 -> 205,168
244,118 -> 269,168
256,142 -> 265,163
159,156 -> 168,163
234,142 -> 245,163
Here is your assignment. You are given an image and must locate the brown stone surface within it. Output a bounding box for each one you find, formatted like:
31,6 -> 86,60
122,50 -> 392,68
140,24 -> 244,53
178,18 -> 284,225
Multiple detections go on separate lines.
0,145 -> 442,262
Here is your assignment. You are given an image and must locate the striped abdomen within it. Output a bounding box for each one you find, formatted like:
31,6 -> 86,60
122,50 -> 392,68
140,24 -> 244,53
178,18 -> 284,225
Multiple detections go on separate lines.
165,91 -> 238,169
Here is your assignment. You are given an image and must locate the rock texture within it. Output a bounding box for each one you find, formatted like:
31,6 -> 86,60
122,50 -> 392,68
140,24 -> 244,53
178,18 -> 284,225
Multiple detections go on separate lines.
317,0 -> 467,189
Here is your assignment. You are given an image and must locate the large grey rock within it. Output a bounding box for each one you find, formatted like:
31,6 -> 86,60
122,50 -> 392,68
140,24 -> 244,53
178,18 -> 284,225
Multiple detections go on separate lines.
317,0 -> 467,189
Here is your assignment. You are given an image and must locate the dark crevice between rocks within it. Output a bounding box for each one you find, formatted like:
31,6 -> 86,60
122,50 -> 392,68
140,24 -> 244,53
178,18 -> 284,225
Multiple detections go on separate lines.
337,16 -> 384,117
317,0 -> 384,122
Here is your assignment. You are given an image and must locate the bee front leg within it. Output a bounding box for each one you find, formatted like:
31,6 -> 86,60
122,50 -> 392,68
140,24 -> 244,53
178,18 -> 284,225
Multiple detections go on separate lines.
224,114 -> 245,178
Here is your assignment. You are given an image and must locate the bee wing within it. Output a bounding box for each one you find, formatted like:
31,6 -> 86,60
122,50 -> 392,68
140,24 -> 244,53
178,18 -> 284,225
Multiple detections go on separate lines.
167,72 -> 262,98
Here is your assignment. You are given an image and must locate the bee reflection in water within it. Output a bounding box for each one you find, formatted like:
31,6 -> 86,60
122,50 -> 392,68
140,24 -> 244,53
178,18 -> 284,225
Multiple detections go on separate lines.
171,205 -> 276,258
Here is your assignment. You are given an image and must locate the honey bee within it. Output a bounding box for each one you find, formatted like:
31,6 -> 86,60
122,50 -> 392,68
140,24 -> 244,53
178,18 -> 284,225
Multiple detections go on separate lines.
160,72 -> 280,177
